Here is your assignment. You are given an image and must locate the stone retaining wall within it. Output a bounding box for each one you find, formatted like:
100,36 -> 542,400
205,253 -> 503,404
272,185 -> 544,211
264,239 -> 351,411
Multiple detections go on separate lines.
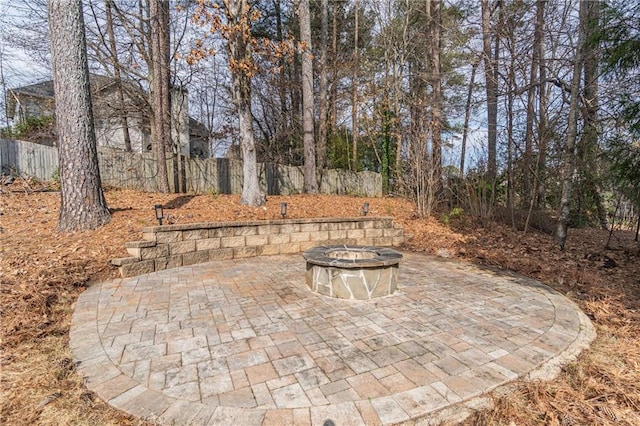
112,217 -> 404,277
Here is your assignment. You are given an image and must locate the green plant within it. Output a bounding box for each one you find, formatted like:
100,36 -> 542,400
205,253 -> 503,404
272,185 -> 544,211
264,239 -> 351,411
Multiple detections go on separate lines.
440,207 -> 465,226
51,167 -> 60,186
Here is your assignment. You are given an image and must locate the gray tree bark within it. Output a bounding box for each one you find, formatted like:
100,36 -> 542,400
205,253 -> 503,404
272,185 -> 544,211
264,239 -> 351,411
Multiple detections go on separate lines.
351,0 -> 359,170
317,0 -> 329,173
299,0 -> 318,193
48,0 -> 111,232
426,0 -> 443,196
225,0 -> 265,206
481,0 -> 498,180
104,0 -> 132,152
556,0 -> 588,249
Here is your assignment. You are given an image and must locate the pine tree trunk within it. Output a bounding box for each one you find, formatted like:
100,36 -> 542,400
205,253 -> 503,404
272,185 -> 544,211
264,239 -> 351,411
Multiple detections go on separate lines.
150,0 -> 170,193
48,0 -> 110,232
299,0 -> 318,193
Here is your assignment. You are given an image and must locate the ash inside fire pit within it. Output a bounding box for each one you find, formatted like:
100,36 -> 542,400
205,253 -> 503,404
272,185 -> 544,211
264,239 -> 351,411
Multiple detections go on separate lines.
303,245 -> 402,300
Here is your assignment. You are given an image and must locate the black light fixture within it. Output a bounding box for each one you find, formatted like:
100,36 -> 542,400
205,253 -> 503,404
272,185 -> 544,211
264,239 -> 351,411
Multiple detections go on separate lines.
362,202 -> 369,216
154,204 -> 164,225
280,202 -> 287,219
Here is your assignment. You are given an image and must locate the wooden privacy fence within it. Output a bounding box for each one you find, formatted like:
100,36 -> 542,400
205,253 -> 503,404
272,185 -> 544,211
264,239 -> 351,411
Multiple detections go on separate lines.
1,139 -> 382,196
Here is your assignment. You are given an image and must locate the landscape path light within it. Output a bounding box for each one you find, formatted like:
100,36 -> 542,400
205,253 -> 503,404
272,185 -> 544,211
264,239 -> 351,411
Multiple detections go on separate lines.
154,204 -> 164,225
362,202 -> 369,216
281,202 -> 287,219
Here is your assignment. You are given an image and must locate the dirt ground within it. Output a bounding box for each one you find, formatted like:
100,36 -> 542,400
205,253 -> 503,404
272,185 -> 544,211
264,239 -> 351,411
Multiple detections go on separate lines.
1,181 -> 639,425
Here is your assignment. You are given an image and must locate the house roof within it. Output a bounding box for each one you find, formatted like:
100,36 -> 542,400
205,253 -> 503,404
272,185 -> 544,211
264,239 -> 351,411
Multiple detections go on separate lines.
7,74 -> 209,142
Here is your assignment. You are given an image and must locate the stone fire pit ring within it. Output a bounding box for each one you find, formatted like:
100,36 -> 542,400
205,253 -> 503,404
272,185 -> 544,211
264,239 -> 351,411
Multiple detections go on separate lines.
303,245 -> 402,300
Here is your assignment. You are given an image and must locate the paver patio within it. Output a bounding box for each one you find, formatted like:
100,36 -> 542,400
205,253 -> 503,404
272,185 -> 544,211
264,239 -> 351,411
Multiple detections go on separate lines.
70,251 -> 594,425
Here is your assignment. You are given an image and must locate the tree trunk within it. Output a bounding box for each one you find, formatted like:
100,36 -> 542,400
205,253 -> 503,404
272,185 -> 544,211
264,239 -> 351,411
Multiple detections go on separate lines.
317,0 -> 329,174
579,0 -> 607,229
481,0 -> 498,180
48,0 -> 110,232
460,60 -> 478,177
523,3 -> 539,205
427,0 -> 443,198
299,0 -> 318,193
225,0 -> 265,206
329,0 -> 338,136
150,0 -> 170,193
556,0 -> 588,249
105,0 -> 132,152
535,0 -> 548,209
351,0 -> 359,170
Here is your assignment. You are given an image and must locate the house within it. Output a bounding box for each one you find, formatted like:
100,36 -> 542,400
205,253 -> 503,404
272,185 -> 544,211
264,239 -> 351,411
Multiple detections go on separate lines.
5,74 -> 210,158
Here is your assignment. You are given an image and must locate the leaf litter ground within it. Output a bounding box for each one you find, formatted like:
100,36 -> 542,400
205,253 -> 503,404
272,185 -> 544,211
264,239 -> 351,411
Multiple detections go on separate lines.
1,183 -> 639,425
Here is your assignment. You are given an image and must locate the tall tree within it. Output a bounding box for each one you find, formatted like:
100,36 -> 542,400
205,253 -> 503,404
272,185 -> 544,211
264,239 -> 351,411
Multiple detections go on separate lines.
299,0 -> 318,193
426,0 -> 443,195
104,0 -> 132,152
556,0 -> 588,249
351,0 -> 359,170
481,0 -> 499,180
576,0 -> 607,229
317,0 -> 329,173
150,0 -> 171,193
225,0 -> 265,205
48,0 -> 110,232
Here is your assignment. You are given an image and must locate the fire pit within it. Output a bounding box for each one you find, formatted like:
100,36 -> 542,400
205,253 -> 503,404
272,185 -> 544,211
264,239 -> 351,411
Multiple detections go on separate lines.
303,245 -> 402,300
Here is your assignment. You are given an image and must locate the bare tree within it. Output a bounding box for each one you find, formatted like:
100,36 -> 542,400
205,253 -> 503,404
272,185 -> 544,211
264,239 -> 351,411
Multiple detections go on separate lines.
556,0 -> 588,249
299,0 -> 318,193
48,0 -> 110,232
224,0 -> 265,206
481,0 -> 499,180
317,0 -> 329,173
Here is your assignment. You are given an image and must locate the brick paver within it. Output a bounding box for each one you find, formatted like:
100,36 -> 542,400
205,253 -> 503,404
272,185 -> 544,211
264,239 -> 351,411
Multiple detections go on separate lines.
70,252 -> 595,425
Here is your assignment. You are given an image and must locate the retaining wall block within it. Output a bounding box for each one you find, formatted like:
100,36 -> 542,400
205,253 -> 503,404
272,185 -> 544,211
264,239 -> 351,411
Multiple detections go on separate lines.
347,229 -> 366,239
280,223 -> 301,234
245,234 -> 269,246
257,224 -> 279,235
328,230 -> 347,240
155,255 -> 183,271
169,240 -> 196,255
196,238 -> 221,251
183,250 -> 210,266
269,234 -> 290,244
210,228 -> 234,238
374,236 -> 393,246
209,248 -> 234,261
234,246 -> 258,258
309,231 -> 330,241
365,228 -> 384,238
234,226 -> 258,236
120,260 -> 155,277
220,236 -> 246,248
290,232 -> 311,243
183,229 -> 209,240
140,244 -> 169,260
280,242 -> 301,254
260,245 -> 281,256
156,231 -> 183,244
300,223 -> 320,232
